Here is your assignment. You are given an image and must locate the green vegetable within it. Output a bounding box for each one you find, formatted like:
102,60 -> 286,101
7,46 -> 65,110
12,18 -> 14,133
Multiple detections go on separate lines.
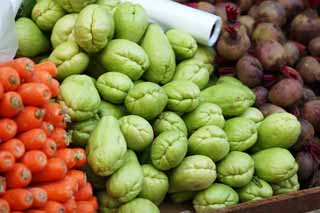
272,174 -> 300,195
55,0 -> 96,13
170,191 -> 197,204
70,118 -> 98,147
16,0 -> 37,18
118,198 -> 160,213
153,111 -> 188,136
97,0 -> 120,13
98,191 -> 122,209
51,14 -> 78,48
192,46 -> 216,74
81,164 -> 106,191
97,101 -> 126,119
238,177 -> 273,202
240,107 -> 264,124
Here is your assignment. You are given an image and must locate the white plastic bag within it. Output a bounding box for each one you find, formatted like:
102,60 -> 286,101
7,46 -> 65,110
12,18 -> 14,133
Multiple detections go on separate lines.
0,0 -> 22,62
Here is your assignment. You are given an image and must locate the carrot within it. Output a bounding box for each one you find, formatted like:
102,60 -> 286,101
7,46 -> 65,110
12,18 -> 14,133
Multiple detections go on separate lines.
66,170 -> 87,189
11,212 -> 23,213
0,177 -> 6,196
0,151 -> 15,172
28,187 -> 47,208
40,121 -> 54,136
0,92 -> 24,117
35,61 -> 57,77
15,107 -> 45,132
50,128 -> 71,148
32,70 -> 59,97
0,199 -> 10,213
43,103 -> 69,129
21,151 -> 48,173
39,180 -> 73,203
73,148 -> 87,168
0,139 -> 25,159
64,197 -> 77,213
55,148 -> 79,169
18,128 -> 47,150
25,210 -> 46,213
0,82 -> 3,100
74,183 -> 93,201
11,58 -> 35,81
6,163 -> 31,188
88,197 -> 98,210
40,201 -> 65,213
32,158 -> 67,183
63,175 -> 79,194
76,201 -> 95,213
0,67 -> 20,91
2,189 -> 33,211
42,138 -> 57,157
0,119 -> 17,142
17,83 -> 51,107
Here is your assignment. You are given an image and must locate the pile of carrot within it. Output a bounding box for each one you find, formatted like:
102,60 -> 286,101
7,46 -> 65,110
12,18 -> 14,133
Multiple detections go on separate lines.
0,58 -> 98,213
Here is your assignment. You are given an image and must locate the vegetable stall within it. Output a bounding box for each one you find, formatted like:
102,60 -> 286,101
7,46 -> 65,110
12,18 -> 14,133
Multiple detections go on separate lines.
0,0 -> 319,212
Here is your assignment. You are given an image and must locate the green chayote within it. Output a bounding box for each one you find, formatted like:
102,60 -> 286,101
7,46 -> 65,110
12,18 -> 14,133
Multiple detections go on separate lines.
153,111 -> 188,136
98,191 -> 122,210
142,24 -> 176,84
170,191 -> 197,204
97,101 -> 126,119
114,2 -> 148,43
272,174 -> 300,195
192,46 -> 216,74
118,198 -> 160,213
70,118 -> 98,147
119,115 -> 154,152
188,125 -> 230,162
238,177 -> 273,202
97,0 -> 120,13
100,39 -> 150,81
31,0 -> 65,31
87,116 -> 127,176
240,107 -> 264,125
216,76 -> 245,86
151,131 -> 188,171
55,0 -> 96,13
51,14 -> 77,48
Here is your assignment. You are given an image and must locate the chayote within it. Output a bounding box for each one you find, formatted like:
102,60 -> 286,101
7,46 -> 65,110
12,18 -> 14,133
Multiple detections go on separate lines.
118,198 -> 160,213
255,112 -> 301,150
119,115 -> 154,152
192,46 -> 216,74
55,0 -> 96,13
139,164 -> 169,205
113,2 -> 148,43
240,107 -> 264,125
15,18 -> 50,57
163,80 -> 200,113
169,155 -> 217,193
217,151 -> 254,188
81,164 -> 106,191
183,103 -> 225,134
166,29 -> 198,61
173,59 -> 210,90
96,72 -> 133,104
142,24 -> 176,84
51,14 -> 77,48
252,148 -> 298,183
200,80 -> 256,117
58,75 -> 100,121
87,116 -> 127,176
193,183 -> 239,212
125,82 -> 168,120
272,174 -> 300,195
97,101 -> 126,119
106,150 -> 143,203
74,4 -> 114,53
216,76 -> 245,87
238,176 -> 273,202
170,191 -> 197,204
224,117 -> 258,151
49,41 -> 89,80
97,0 -> 120,13
151,130 -> 188,171
31,0 -> 65,31
188,125 -> 230,162
100,39 -> 150,81
153,111 -> 188,136
98,191 -> 122,210
70,118 -> 98,147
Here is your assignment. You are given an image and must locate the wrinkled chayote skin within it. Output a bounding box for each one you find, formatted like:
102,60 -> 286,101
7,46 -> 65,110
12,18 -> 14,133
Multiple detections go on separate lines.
142,24 -> 176,84
51,14 -> 77,48
70,118 -> 98,147
55,0 -> 96,13
252,148 -> 298,183
224,117 -> 258,151
106,150 -> 143,203
173,59 -> 210,90
238,177 -> 273,202
255,112 -> 301,150
100,39 -> 150,81
192,46 -> 216,74
188,125 -> 230,162
31,0 -> 65,31
87,116 -> 127,176
97,101 -> 126,119
98,191 -> 122,210
170,191 -> 198,204
272,174 -> 300,195
96,72 -> 133,104
193,183 -> 239,212
163,80 -> 200,113
118,198 -> 160,213
16,18 -> 50,57
139,164 -> 169,205
216,76 -> 245,87
119,115 -> 154,152
153,111 -> 188,136
125,82 -> 168,120
217,151 -> 254,188
113,2 -> 148,43
240,107 -> 264,125
49,41 -> 89,80
74,4 -> 114,53
151,130 -> 188,171
58,75 -> 100,121
166,29 -> 198,61
169,155 -> 217,193
183,103 -> 225,134
97,0 -> 120,13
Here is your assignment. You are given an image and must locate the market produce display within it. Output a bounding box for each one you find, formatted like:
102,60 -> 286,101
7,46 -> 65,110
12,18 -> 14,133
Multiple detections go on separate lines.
8,0 -> 320,212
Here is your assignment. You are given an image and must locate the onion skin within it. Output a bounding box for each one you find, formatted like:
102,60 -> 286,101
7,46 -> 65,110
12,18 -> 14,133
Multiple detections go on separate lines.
309,37 -> 320,57
284,41 -> 300,66
238,15 -> 255,35
252,22 -> 286,45
296,151 -> 315,181
302,100 -> 320,132
277,0 -> 305,18
291,119 -> 315,152
236,55 -> 263,87
254,1 -> 287,27
297,56 -> 320,84
253,86 -> 268,107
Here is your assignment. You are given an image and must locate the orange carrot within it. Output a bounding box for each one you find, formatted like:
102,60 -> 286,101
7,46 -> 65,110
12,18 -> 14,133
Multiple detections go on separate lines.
88,197 -> 98,210
40,201 -> 65,213
31,70 -> 59,97
76,201 -> 95,213
55,148 -> 80,169
66,170 -> 87,189
39,180 -> 73,203
0,176 -> 6,196
0,67 -> 20,91
63,175 -> 79,194
42,138 -> 57,157
0,151 -> 15,172
40,121 -> 54,136
50,128 -> 70,148
34,61 -> 57,77
64,197 -> 77,213
17,83 -> 51,107
18,128 -> 47,150
0,139 -> 25,159
0,82 -> 3,100
6,163 -> 31,188
21,151 -> 48,173
0,199 -> 10,213
32,158 -> 67,183
0,92 -> 24,118
11,58 -> 35,81
0,119 -> 17,142
15,107 -> 45,132
25,210 -> 46,213
28,187 -> 48,208
74,183 -> 93,201
73,148 -> 87,168
2,189 -> 33,211
43,103 -> 69,130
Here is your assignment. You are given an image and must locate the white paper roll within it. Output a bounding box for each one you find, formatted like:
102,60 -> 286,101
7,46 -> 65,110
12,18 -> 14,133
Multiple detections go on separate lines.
123,0 -> 222,47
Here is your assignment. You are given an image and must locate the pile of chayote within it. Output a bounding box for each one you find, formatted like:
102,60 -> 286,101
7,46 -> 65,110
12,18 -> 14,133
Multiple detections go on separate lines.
17,0 -> 303,212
